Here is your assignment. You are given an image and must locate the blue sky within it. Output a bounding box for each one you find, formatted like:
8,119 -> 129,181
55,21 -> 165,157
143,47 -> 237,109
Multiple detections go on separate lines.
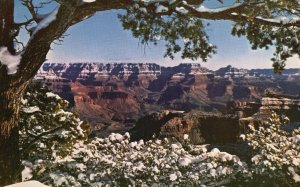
15,1 -> 300,70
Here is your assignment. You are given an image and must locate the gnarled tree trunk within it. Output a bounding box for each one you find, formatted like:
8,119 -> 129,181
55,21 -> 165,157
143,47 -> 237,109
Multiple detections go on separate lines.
0,86 -> 25,185
0,0 -> 23,185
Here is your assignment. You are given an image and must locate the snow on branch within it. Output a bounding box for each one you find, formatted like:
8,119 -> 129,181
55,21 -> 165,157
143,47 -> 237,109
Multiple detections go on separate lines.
31,5 -> 60,38
192,2 -> 244,13
133,0 -> 299,27
81,0 -> 96,3
181,2 -> 300,27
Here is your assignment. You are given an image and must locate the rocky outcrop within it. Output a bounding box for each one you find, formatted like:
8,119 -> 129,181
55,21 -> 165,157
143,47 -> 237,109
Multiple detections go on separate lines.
239,93 -> 300,131
131,110 -> 241,144
130,110 -> 185,141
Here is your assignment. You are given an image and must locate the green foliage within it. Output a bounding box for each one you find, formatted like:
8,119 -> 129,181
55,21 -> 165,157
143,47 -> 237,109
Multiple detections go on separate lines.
119,3 -> 216,62
232,22 -> 300,73
229,0 -> 300,73
119,0 -> 299,73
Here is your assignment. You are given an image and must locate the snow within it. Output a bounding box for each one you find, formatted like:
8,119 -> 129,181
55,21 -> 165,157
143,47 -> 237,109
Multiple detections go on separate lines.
210,148 -> 220,153
76,121 -> 85,137
0,47 -> 21,74
176,7 -> 188,14
156,5 -> 169,13
219,152 -> 233,162
21,98 -> 28,105
195,3 -> 242,13
115,133 -> 124,141
257,16 -> 291,24
129,141 -> 138,148
134,162 -> 145,171
59,116 -> 66,121
288,167 -> 300,182
46,92 -> 61,99
153,34 -> 161,41
22,130 -> 251,186
178,157 -> 192,166
109,133 -> 124,142
21,161 -> 33,181
210,168 -> 216,177
82,0 -> 96,2
139,7 -> 147,13
31,6 -> 60,38
290,17 -> 300,24
240,134 -> 246,141
152,166 -> 160,173
169,173 -> 177,181
5,181 -> 48,187
183,134 -> 189,140
49,173 -> 68,186
22,106 -> 40,114
171,143 -> 180,149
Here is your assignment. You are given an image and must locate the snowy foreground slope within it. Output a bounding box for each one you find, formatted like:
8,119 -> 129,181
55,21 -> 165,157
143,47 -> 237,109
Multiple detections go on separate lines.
19,88 -> 300,186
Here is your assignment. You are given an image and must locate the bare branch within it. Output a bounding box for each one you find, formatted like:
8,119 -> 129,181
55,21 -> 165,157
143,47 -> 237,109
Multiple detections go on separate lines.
14,18 -> 34,27
21,0 -> 40,22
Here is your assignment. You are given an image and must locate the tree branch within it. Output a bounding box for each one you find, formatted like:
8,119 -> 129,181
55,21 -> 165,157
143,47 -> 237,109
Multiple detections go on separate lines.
183,2 -> 300,27
12,0 -> 300,86
21,0 -> 41,23
134,1 -> 300,27
14,0 -> 130,85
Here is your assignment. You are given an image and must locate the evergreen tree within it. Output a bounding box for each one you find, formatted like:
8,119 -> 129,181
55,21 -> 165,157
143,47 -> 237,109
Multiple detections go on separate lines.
19,83 -> 89,180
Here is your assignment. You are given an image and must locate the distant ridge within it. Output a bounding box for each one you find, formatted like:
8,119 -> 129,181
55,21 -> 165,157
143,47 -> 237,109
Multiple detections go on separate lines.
37,62 -> 300,81
35,62 -> 300,136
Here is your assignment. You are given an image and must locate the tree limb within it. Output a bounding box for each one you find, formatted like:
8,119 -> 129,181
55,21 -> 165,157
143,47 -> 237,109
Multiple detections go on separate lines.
14,0 -> 130,85
12,0 -> 300,86
183,3 -> 300,27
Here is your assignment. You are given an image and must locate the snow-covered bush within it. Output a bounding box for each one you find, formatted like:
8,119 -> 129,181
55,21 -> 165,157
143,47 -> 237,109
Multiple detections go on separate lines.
20,83 -> 89,180
241,112 -> 300,185
26,133 -> 248,186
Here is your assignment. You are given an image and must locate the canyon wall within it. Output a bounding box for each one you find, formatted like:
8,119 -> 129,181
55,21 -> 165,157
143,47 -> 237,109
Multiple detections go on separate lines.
35,63 -> 300,136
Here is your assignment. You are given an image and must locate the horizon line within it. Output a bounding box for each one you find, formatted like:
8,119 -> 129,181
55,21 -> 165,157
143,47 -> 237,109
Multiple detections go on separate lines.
43,62 -> 300,71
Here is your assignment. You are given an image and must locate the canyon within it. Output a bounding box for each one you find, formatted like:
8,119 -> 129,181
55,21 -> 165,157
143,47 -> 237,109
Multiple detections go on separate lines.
35,63 -> 300,139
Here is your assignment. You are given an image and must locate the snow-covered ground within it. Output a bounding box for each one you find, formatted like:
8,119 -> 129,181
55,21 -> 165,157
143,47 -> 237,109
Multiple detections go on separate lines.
5,181 -> 48,187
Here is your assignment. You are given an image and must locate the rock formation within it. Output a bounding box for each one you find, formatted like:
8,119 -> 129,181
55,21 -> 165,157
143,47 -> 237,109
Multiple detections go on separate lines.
130,110 -> 241,144
239,93 -> 300,131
